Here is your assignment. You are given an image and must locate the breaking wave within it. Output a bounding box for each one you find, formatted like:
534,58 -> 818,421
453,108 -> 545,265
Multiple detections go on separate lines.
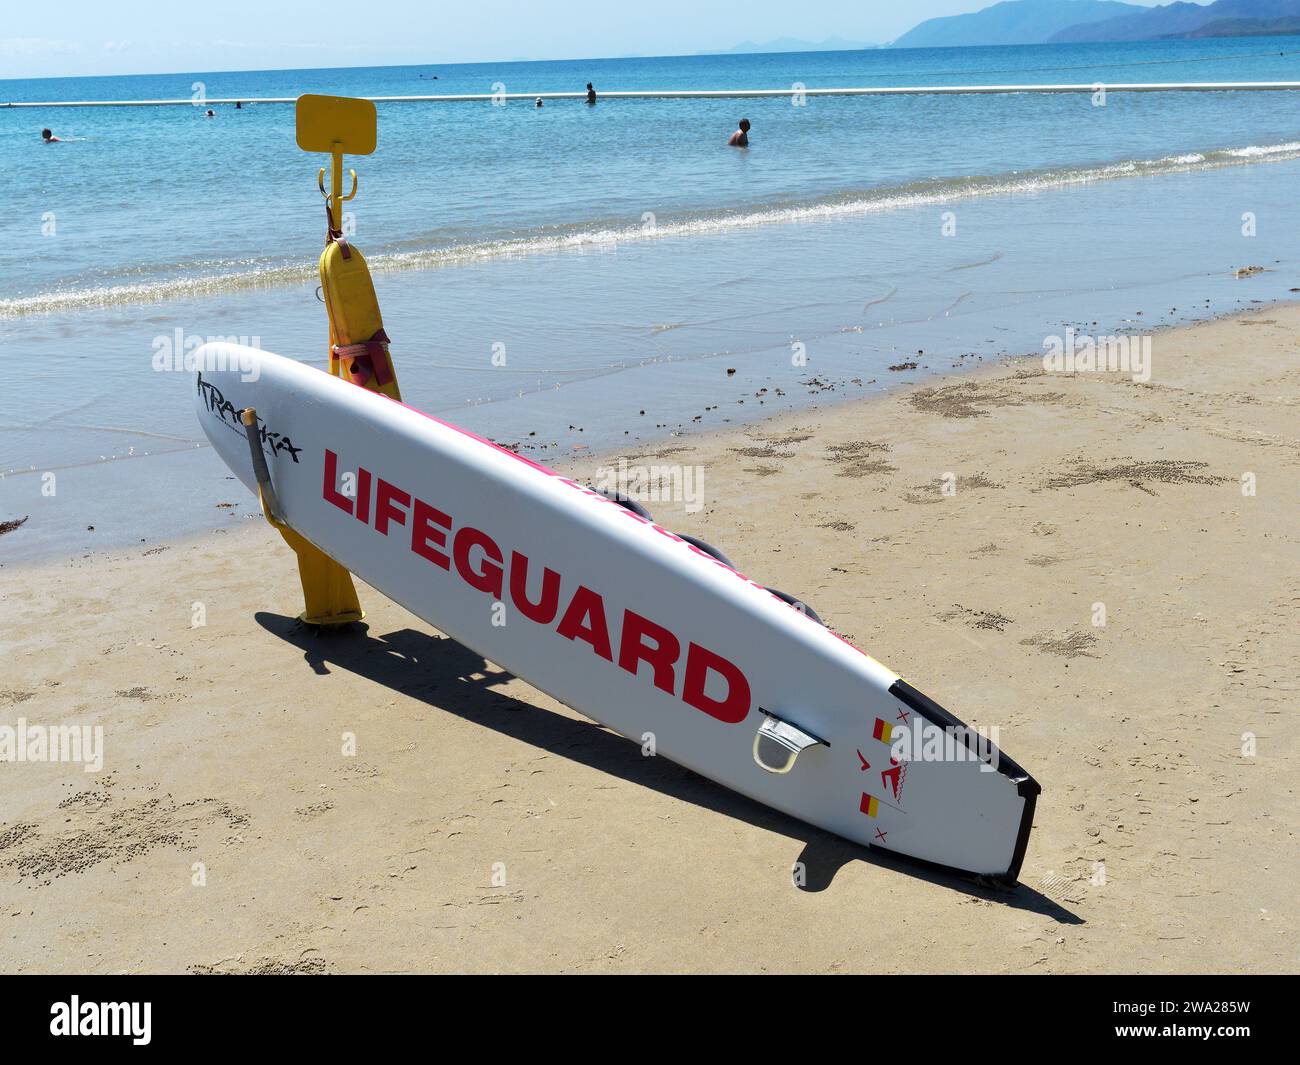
5,137 -> 1300,319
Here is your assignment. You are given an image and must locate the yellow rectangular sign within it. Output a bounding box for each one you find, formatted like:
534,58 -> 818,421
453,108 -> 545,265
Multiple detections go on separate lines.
295,94 -> 377,155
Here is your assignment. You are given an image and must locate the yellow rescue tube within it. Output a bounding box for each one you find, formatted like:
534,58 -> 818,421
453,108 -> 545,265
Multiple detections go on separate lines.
319,238 -> 402,401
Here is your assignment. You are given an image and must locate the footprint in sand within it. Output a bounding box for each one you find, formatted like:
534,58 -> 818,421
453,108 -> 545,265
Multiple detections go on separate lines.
2,776 -> 249,885
824,440 -> 895,478
1044,459 -> 1228,496
939,604 -> 1015,633
1020,631 -> 1099,659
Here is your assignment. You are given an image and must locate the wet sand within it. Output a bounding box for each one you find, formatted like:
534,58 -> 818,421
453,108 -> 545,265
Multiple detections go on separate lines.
1,306 -> 1297,973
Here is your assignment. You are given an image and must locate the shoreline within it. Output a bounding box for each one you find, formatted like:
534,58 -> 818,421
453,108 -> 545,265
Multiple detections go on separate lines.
10,135 -> 1300,321
2,304 -> 1296,972
5,287 -> 1294,574
3,297 -> 1288,573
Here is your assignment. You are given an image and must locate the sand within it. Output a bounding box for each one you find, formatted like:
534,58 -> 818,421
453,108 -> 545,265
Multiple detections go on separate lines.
2,306 -> 1297,974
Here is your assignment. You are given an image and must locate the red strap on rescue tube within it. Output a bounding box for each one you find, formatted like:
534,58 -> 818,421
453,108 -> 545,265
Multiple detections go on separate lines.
334,328 -> 394,388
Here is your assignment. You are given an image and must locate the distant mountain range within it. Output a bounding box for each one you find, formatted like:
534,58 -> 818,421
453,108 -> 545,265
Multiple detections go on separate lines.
1050,0 -> 1300,41
894,1 -> 1147,48
1163,13 -> 1300,34
894,0 -> 1300,48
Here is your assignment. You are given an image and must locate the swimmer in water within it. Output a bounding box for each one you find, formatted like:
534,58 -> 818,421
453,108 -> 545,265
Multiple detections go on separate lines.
586,82 -> 596,105
41,128 -> 61,143
727,118 -> 750,147
205,109 -> 215,117
535,97 -> 544,108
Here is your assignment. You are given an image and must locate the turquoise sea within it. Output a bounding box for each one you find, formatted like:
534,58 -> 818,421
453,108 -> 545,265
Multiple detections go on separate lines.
4,39 -> 1300,560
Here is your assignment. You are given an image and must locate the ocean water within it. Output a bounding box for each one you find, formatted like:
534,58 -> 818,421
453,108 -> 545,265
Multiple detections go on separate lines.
6,40 -> 1300,310
4,39 -> 1300,561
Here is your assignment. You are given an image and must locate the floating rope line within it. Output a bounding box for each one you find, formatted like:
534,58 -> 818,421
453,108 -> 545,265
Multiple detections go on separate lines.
8,81 -> 1300,107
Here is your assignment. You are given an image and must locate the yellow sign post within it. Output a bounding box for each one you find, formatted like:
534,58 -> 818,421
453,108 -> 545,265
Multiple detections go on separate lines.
295,93 -> 376,232
295,93 -> 401,400
243,93 -> 398,628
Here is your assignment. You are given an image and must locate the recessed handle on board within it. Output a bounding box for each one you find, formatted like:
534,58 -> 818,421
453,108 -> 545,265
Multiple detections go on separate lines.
752,711 -> 828,775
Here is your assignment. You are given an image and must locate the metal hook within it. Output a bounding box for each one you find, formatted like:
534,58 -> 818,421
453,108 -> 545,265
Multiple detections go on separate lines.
316,166 -> 358,204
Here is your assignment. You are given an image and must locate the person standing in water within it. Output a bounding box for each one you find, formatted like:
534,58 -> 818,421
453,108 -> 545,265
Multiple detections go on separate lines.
727,118 -> 751,147
41,128 -> 61,143
586,82 -> 597,105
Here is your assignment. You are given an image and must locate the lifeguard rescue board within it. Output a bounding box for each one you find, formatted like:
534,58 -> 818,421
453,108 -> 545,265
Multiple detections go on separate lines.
194,344 -> 1040,883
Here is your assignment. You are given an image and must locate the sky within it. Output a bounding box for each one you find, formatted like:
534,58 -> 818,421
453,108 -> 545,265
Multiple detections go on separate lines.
2,0 -> 1179,80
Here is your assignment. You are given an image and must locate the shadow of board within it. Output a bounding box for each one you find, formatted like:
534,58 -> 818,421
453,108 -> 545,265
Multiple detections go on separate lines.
255,611 -> 1079,923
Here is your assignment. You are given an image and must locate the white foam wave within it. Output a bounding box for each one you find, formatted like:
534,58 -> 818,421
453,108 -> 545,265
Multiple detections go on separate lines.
4,139 -> 1300,319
